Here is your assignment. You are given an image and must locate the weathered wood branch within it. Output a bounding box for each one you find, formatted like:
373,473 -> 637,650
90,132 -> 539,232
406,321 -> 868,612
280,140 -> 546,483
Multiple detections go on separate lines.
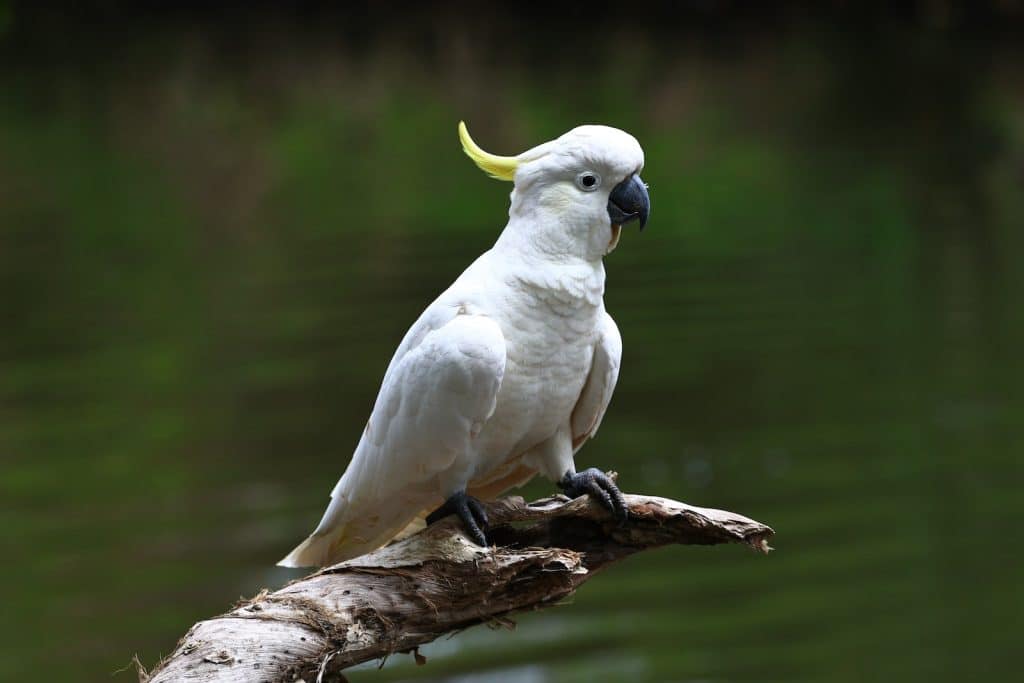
141,493 -> 773,682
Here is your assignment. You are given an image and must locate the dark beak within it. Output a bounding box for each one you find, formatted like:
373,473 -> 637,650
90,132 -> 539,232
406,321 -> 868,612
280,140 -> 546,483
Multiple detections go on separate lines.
607,173 -> 650,231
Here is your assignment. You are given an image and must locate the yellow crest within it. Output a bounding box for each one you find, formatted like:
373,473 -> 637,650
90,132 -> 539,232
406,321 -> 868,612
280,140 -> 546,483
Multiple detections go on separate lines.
458,121 -> 519,181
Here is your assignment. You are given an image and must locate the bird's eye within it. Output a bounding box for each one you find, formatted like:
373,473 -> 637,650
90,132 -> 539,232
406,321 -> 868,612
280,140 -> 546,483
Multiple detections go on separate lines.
575,171 -> 601,192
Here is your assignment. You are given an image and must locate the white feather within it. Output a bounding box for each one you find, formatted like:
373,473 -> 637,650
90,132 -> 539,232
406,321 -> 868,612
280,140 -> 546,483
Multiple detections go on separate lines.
278,310 -> 505,568
571,312 -> 622,450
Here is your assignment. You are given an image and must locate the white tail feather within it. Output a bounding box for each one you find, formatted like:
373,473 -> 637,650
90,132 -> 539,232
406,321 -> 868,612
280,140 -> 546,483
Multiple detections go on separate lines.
277,529 -> 343,568
277,512 -> 425,568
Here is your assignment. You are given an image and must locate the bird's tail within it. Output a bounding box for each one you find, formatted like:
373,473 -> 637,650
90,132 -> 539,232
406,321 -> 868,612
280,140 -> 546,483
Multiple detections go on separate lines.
277,528 -> 344,568
277,511 -> 424,568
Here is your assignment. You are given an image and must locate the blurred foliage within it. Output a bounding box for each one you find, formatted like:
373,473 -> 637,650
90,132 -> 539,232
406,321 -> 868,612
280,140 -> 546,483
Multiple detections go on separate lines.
1,5 -> 1023,682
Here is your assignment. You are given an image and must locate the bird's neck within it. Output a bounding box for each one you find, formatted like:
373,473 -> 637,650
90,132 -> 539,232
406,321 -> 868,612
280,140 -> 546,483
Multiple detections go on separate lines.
495,197 -> 608,259
492,218 -> 607,311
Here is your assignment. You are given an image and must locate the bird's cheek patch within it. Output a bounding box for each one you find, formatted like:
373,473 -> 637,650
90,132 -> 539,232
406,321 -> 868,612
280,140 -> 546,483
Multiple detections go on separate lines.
537,184 -> 575,215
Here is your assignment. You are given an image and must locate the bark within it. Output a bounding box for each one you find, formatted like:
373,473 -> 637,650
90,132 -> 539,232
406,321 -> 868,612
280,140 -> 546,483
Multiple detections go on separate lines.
141,493 -> 773,682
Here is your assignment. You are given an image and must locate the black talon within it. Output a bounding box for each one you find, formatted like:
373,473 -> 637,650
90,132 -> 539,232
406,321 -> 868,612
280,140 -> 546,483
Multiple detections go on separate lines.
426,491 -> 489,547
558,467 -> 629,522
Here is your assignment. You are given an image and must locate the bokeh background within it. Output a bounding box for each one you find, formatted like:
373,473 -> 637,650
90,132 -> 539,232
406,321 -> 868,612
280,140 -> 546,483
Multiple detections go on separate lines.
2,2 -> 1023,681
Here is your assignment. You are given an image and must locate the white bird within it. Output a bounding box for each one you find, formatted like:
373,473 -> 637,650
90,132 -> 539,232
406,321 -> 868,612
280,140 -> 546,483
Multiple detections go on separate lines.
279,121 -> 650,568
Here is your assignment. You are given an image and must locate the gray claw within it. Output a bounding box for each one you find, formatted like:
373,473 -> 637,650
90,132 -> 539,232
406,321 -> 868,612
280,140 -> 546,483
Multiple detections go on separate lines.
558,467 -> 629,523
426,491 -> 490,547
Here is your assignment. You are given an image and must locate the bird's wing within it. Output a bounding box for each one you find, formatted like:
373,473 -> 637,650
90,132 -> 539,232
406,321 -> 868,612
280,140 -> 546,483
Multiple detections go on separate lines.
278,310 -> 506,567
570,311 -> 622,451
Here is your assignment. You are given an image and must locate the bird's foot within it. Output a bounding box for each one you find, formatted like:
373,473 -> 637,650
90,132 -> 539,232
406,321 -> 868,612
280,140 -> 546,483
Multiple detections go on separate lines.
425,491 -> 489,547
558,468 -> 629,522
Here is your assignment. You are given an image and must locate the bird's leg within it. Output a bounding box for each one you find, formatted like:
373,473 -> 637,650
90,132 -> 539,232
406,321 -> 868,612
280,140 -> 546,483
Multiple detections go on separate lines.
558,467 -> 629,522
425,491 -> 489,547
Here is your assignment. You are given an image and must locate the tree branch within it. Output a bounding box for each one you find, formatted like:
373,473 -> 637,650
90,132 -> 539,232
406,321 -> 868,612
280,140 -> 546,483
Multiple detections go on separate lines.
141,493 -> 773,682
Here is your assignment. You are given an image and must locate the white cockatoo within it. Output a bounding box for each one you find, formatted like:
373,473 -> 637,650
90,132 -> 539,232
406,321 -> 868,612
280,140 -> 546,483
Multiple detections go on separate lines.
279,122 -> 650,568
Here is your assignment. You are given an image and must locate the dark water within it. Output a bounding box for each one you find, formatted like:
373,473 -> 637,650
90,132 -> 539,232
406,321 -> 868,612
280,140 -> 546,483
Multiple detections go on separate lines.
2,11 -> 1023,682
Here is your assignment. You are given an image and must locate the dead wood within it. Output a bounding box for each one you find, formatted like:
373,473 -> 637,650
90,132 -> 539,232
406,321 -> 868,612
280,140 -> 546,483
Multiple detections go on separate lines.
141,493 -> 773,682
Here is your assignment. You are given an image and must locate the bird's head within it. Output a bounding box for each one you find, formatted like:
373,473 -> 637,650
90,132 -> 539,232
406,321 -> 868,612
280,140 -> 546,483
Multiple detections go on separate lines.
459,122 -> 650,260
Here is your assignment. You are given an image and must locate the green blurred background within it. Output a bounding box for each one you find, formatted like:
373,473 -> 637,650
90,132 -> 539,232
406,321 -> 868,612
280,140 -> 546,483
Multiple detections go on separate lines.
2,2 -> 1023,681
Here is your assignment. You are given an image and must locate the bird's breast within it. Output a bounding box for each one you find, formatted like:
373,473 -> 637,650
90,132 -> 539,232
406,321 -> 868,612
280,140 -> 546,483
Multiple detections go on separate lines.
471,267 -> 604,467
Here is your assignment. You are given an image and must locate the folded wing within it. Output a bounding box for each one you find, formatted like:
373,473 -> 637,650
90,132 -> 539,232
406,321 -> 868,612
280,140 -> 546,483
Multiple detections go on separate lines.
278,311 -> 506,567
571,311 -> 622,451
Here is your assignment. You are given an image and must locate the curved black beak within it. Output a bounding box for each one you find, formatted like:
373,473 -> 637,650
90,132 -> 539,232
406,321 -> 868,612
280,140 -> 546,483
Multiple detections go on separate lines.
608,173 -> 650,231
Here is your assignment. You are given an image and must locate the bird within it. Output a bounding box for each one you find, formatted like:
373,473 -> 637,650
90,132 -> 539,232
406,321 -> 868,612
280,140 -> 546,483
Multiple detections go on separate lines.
279,121 -> 650,568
